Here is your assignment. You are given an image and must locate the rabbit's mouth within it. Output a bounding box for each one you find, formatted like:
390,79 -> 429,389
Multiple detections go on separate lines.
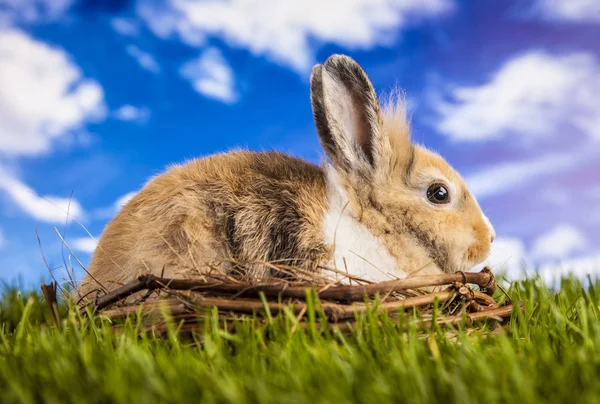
461,242 -> 492,272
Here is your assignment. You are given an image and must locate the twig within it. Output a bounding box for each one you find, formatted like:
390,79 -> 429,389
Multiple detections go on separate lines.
36,228 -> 68,299
98,289 -> 471,323
59,191 -> 75,291
428,302 -> 518,327
53,227 -> 107,294
76,266 -> 515,340
40,282 -> 61,328
89,268 -> 496,311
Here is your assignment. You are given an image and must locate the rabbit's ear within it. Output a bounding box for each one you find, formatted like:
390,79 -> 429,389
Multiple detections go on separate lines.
310,55 -> 384,175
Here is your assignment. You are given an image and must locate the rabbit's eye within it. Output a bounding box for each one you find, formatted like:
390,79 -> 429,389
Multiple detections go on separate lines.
427,183 -> 450,205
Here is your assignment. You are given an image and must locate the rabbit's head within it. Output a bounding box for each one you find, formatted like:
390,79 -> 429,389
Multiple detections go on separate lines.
310,55 -> 495,275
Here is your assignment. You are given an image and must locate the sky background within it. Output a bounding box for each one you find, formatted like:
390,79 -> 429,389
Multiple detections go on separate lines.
0,0 -> 599,288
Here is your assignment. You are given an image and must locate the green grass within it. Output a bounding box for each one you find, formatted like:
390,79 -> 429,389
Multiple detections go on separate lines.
1,276 -> 599,404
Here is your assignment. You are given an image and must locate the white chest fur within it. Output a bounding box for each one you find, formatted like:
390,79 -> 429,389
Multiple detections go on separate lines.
321,168 -> 407,283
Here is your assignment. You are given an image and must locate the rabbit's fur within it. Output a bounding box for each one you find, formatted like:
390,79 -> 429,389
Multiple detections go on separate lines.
77,55 -> 495,299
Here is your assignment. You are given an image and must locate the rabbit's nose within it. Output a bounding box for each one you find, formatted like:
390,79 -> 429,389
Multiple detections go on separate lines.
490,234 -> 495,243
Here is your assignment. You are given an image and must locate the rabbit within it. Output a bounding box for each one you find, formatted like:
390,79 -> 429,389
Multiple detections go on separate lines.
76,54 -> 495,300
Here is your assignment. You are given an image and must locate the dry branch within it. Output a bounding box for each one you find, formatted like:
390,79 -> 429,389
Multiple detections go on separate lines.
74,266 -> 515,338
99,289 -> 460,323
90,267 -> 497,312
141,302 -> 518,338
40,282 -> 61,327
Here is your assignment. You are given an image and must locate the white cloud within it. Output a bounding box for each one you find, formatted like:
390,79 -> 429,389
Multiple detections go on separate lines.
70,237 -> 98,254
138,0 -> 454,73
0,0 -> 73,25
537,252 -> 600,286
531,223 -> 589,261
465,152 -> 578,200
0,28 -> 105,157
180,48 -> 238,103
89,190 -> 137,220
435,51 -> 600,142
0,166 -> 85,223
114,104 -> 151,124
115,191 -> 137,210
110,17 -> 140,36
0,226 -> 5,249
126,45 -> 160,74
533,0 -> 600,23
473,235 -> 600,284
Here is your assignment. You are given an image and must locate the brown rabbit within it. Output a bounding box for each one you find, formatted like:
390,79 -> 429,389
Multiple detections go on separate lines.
77,54 -> 495,299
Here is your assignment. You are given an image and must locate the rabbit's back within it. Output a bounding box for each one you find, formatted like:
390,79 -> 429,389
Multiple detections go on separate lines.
80,151 -> 331,297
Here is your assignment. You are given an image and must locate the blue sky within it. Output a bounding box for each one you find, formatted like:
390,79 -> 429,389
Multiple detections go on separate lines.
0,0 -> 599,287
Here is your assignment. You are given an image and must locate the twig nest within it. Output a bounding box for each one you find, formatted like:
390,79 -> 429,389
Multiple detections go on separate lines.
58,267 -> 518,336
